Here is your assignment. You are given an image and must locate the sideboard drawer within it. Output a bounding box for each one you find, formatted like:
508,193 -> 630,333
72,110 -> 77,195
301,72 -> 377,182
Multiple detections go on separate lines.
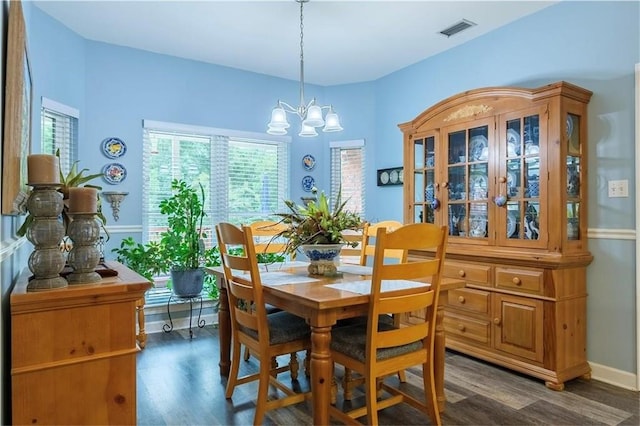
444,313 -> 490,345
447,288 -> 490,315
444,261 -> 491,286
495,267 -> 544,295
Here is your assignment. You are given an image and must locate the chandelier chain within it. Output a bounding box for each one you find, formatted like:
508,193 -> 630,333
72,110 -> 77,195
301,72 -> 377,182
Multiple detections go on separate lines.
298,0 -> 306,113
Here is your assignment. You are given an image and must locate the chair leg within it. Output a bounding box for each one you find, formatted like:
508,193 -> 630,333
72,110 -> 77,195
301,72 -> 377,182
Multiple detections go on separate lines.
253,355 -> 272,426
244,345 -> 251,361
270,356 -> 278,378
289,352 -> 299,380
304,349 -> 310,377
343,367 -> 354,401
225,340 -> 242,399
424,362 -> 442,426
398,369 -> 407,383
365,375 -> 379,425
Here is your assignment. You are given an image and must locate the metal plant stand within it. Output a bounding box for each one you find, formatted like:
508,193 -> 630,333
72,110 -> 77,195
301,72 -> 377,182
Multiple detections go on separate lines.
162,294 -> 205,339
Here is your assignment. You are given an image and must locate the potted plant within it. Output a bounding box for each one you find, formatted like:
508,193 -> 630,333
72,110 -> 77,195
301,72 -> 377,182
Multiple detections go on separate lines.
159,179 -> 208,297
274,187 -> 363,275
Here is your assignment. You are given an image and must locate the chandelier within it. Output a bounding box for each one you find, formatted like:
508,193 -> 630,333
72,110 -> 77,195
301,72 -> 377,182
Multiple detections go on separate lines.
267,0 -> 343,137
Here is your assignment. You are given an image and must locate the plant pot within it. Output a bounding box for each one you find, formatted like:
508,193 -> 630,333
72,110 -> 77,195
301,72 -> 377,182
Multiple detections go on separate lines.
170,268 -> 205,298
300,244 -> 343,276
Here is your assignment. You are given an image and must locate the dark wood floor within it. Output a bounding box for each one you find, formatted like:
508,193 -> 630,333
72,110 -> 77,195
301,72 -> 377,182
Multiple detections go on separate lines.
137,325 -> 638,425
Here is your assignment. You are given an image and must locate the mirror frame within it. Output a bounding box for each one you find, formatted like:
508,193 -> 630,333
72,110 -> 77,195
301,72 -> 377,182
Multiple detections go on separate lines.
2,0 -> 32,215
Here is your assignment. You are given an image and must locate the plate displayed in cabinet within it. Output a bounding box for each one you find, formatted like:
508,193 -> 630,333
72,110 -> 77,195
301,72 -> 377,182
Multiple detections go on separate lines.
507,129 -> 520,156
470,173 -> 488,198
566,115 -> 574,138
469,135 -> 488,162
507,171 -> 517,190
507,211 -> 517,238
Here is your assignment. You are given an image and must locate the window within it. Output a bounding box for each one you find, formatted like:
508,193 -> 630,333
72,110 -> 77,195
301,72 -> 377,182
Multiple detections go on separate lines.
330,139 -> 366,217
142,120 -> 290,251
41,98 -> 78,175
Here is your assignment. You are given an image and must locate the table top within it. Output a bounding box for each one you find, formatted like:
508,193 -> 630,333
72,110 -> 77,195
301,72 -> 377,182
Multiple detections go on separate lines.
206,261 -> 464,312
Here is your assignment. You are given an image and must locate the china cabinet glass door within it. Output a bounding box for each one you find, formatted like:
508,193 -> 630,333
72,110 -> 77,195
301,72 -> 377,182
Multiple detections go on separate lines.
497,107 -> 547,247
412,134 -> 437,224
566,111 -> 582,241
443,119 -> 493,242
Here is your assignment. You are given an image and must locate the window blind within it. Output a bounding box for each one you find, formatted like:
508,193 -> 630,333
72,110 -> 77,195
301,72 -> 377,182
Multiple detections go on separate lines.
41,98 -> 78,175
142,123 -> 290,250
330,139 -> 366,217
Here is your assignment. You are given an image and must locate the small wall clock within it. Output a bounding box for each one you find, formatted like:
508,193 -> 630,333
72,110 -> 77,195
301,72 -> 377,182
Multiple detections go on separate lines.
377,167 -> 403,186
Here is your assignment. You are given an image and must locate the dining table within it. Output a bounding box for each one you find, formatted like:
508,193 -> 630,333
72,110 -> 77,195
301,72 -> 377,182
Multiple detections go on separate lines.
205,261 -> 464,425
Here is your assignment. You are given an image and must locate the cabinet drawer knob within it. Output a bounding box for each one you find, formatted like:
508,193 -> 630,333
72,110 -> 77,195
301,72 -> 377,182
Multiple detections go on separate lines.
457,324 -> 466,332
493,318 -> 501,325
458,269 -> 466,278
457,295 -> 466,304
512,277 -> 522,285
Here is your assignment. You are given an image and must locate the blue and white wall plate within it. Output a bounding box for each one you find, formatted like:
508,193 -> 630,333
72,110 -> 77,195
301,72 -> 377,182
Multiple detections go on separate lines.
101,137 -> 127,159
301,175 -> 315,192
302,154 -> 316,171
103,163 -> 127,184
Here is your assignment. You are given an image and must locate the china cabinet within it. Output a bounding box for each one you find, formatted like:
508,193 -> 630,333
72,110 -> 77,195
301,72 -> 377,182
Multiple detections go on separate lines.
399,81 -> 593,390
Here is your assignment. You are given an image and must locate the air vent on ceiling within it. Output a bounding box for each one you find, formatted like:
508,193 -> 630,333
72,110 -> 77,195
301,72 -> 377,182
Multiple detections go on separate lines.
439,19 -> 476,38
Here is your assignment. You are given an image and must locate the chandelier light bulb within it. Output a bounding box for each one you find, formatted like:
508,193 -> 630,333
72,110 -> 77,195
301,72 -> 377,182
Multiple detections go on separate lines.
299,124 -> 319,137
323,107 -> 343,132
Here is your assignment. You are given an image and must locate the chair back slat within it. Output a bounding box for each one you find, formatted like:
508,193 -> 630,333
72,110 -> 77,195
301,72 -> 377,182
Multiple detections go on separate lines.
248,220 -> 291,257
377,322 -> 429,349
360,221 -> 406,266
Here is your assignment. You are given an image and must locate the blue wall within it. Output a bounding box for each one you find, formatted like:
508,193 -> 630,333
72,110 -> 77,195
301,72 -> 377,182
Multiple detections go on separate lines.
2,0 -> 637,395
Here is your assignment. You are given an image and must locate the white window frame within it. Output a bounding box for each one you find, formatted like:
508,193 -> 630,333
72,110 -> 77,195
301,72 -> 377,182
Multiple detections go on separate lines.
41,97 -> 78,175
141,120 -> 291,300
330,138 -> 366,218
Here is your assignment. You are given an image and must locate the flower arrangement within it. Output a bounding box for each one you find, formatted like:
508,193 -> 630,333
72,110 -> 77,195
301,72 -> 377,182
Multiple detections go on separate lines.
274,187 -> 363,256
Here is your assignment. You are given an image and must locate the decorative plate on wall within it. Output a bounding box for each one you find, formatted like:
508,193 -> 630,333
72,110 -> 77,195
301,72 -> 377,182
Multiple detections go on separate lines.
302,154 -> 316,171
101,137 -> 127,159
377,167 -> 403,187
103,163 -> 127,184
301,175 -> 315,192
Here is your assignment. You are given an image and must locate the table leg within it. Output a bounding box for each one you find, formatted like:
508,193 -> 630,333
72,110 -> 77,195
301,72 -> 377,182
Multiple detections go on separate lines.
434,299 -> 447,412
310,324 -> 332,425
218,285 -> 231,376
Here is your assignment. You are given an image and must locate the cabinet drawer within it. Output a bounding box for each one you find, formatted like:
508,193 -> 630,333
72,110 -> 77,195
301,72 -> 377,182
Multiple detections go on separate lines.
444,313 -> 490,345
447,288 -> 490,315
444,261 -> 491,286
495,267 -> 544,295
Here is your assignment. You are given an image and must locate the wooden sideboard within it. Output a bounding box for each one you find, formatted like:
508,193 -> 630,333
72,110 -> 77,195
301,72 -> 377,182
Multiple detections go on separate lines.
11,261 -> 151,425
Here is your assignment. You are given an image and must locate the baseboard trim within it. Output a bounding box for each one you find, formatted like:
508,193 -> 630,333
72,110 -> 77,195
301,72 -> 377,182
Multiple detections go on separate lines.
589,361 -> 638,391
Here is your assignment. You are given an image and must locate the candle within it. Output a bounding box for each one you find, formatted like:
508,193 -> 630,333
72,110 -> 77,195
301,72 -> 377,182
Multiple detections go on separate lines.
68,187 -> 98,213
27,154 -> 60,184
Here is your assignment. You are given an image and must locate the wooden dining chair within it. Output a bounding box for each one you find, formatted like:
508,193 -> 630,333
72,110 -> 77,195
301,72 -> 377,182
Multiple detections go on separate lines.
341,219 -> 408,400
329,223 -> 448,425
215,222 -> 312,426
243,220 -> 305,378
359,220 -> 406,266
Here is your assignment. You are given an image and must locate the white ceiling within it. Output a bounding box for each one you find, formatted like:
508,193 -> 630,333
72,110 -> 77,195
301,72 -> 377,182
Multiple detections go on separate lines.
33,1 -> 557,86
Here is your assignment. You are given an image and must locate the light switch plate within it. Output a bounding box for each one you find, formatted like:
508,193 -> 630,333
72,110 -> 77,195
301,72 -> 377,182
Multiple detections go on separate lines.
608,180 -> 629,197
